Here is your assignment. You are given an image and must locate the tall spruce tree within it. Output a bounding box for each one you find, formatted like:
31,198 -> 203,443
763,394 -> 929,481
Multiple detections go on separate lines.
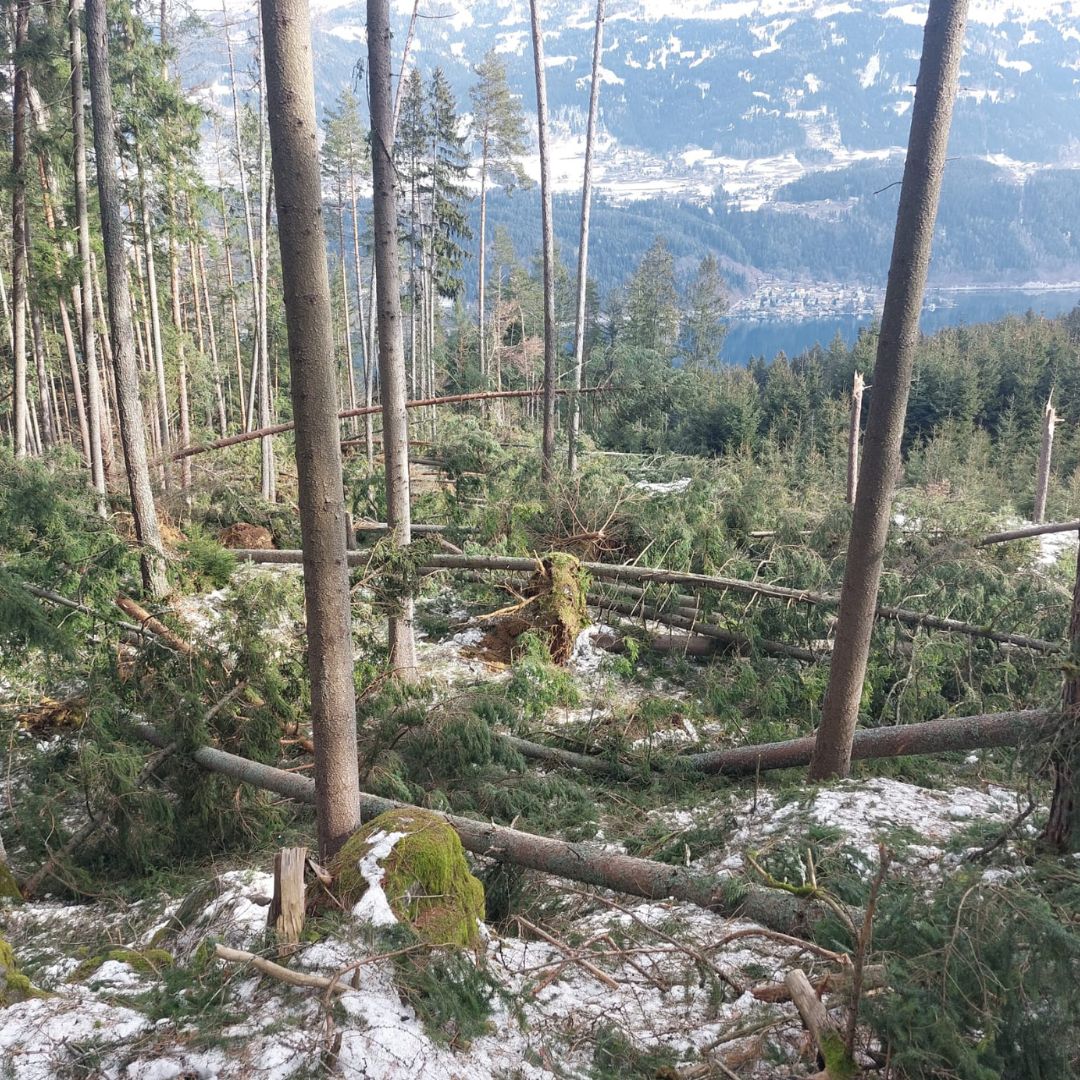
810,0 -> 970,780
469,51 -> 529,388
260,0 -> 361,858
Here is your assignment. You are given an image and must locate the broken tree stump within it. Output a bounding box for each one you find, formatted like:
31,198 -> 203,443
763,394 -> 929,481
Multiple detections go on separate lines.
267,846 -> 308,955
784,968 -> 858,1079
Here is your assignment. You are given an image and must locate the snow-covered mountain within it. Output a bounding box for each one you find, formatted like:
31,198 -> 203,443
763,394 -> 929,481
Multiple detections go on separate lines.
184,0 -> 1080,289
184,0 -> 1080,207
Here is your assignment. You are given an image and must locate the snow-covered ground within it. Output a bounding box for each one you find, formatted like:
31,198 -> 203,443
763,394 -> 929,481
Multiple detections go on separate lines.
0,766 -> 1024,1079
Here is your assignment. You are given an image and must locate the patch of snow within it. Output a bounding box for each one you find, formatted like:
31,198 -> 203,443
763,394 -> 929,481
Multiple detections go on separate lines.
349,829 -> 406,927
570,623 -> 619,674
858,51 -> 881,88
635,477 -> 692,495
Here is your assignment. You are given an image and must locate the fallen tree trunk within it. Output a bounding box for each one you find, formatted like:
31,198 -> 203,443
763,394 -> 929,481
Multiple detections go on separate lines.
506,709 -> 1055,779
590,593 -> 821,664
684,708 -> 1054,775
169,386 -> 608,463
132,722 -> 840,938
978,520 -> 1080,546
232,549 -> 1060,652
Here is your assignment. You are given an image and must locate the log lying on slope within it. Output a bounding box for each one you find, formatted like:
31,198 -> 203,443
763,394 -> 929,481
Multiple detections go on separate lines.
231,549 -> 1061,653
169,386 -> 607,463
977,519 -> 1080,546
132,723 -> 839,939
589,593 -> 821,663
507,709 -> 1055,779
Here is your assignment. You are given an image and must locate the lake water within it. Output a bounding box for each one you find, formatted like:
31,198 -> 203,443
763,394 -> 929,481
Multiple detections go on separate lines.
720,287 -> 1080,364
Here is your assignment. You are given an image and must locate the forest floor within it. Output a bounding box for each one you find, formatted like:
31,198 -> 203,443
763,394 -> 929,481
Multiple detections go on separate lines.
0,575 -> 1038,1079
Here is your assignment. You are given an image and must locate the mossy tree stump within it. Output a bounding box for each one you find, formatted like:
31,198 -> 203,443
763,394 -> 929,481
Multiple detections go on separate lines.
328,808 -> 485,948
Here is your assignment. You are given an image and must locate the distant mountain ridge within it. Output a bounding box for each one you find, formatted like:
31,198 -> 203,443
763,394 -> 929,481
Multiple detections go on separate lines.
185,0 -> 1080,293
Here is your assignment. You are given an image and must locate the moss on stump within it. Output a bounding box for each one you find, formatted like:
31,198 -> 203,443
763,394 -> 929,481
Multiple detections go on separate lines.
329,808 -> 485,948
0,937 -> 45,1006
525,553 -> 590,664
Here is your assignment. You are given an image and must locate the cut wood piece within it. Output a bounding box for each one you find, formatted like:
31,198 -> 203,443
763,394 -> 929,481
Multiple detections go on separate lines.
784,968 -> 857,1079
267,846 -> 308,955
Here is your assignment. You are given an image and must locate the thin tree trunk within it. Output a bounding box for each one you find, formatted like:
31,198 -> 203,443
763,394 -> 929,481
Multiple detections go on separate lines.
369,0 -> 417,680
846,370 -> 864,505
10,0 -> 29,457
348,165 -> 373,464
810,0 -> 969,781
255,9 -> 275,502
1043,532 -> 1080,852
530,0 -> 558,481
1033,393 -> 1057,524
223,3 -> 262,435
477,139 -> 488,385
568,0 -> 605,475
85,0 -> 168,597
218,180 -> 246,427
195,234 -> 228,436
135,148 -> 172,487
337,188 -> 358,433
260,0 -> 361,859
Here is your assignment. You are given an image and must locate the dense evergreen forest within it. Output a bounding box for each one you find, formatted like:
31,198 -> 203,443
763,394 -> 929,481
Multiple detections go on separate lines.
1,1 -> 1079,1078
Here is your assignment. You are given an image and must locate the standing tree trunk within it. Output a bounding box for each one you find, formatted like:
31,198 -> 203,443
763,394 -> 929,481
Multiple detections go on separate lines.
368,0 -> 417,680
11,0 -> 29,458
846,371 -> 865,505
568,0 -> 604,475
348,165 -> 373,464
1043,530 -> 1080,853
809,0 -> 969,781
85,0 -> 168,597
1033,393 -> 1057,524
477,136 -> 489,388
70,0 -> 107,509
260,0 -> 361,859
256,8 -> 275,503
529,0 -> 558,482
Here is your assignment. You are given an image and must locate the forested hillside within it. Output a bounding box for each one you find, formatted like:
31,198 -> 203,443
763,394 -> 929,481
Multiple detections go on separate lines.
2,1 -> 1080,1079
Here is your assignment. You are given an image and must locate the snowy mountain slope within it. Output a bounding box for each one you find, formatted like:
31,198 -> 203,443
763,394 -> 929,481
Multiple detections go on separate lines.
186,0 -> 1080,209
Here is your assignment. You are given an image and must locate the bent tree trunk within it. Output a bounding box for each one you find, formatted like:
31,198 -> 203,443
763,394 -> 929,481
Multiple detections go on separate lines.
260,0 -> 361,859
810,0 -> 969,780
85,0 -> 168,598
368,0 -> 418,679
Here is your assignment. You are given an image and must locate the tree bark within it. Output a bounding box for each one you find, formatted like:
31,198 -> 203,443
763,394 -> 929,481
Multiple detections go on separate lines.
256,6 -> 276,503
1033,393 -> 1057,525
70,0 -> 108,509
810,0 -> 969,780
568,0 -> 604,475
368,0 -> 417,680
846,370 -> 864,505
86,0 -> 168,596
133,722 -> 841,939
529,0 -> 559,482
11,0 -> 29,458
260,0 -> 362,860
